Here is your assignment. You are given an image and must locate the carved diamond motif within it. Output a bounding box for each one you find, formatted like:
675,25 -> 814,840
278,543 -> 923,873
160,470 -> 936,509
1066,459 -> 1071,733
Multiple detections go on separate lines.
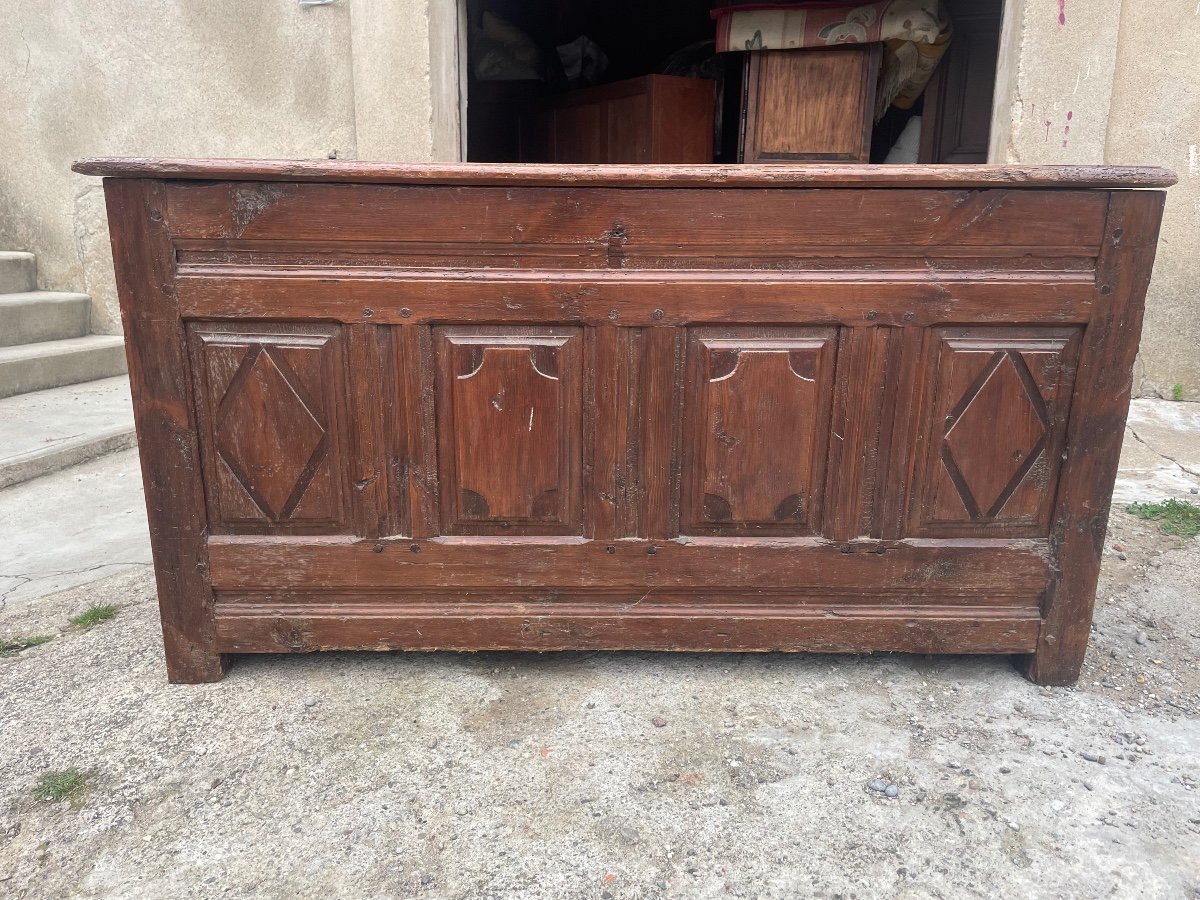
215,347 -> 326,520
943,352 -> 1048,520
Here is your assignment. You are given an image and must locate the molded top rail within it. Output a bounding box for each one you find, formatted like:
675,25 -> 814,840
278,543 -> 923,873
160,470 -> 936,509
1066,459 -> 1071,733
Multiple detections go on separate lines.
73,158 -> 1178,190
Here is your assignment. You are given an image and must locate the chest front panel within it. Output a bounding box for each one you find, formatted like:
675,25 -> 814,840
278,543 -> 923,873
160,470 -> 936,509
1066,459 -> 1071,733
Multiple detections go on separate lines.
156,177 -> 1133,662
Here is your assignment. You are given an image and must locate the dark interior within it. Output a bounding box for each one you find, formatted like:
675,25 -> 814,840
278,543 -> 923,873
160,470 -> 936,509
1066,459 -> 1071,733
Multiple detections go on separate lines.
465,0 -> 1004,165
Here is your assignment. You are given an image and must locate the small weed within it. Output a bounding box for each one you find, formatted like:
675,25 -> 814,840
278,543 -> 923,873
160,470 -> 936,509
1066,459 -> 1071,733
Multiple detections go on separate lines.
69,603 -> 118,629
1172,383 -> 1184,401
0,634 -> 53,658
1126,499 -> 1200,539
34,769 -> 89,804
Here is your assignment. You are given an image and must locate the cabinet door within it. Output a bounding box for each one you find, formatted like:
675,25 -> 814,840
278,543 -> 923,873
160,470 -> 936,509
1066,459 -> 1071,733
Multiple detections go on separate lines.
681,327 -> 837,536
434,326 -> 584,535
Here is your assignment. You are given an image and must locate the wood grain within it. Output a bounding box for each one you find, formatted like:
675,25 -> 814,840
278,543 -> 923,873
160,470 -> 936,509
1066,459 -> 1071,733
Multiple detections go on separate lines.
86,164 -> 1169,684
206,535 -> 1052,595
73,158 -> 1177,188
742,46 -> 879,162
213,606 -> 1040,656
160,184 -> 1110,251
1026,191 -> 1167,684
518,75 -> 715,164
103,178 -> 227,683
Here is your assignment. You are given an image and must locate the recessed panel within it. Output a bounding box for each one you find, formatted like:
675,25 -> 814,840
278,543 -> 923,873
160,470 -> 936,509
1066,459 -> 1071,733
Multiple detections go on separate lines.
912,326 -> 1082,536
188,323 -> 351,534
682,327 -> 837,536
434,326 -> 583,535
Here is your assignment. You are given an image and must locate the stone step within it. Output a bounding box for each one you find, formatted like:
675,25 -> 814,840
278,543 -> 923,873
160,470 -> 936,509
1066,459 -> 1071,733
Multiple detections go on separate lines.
0,335 -> 127,400
0,291 -> 91,346
0,376 -> 136,489
0,251 -> 36,294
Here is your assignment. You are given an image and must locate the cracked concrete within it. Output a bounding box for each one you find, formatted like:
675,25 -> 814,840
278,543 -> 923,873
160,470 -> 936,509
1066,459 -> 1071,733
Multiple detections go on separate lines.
1113,399 -> 1200,505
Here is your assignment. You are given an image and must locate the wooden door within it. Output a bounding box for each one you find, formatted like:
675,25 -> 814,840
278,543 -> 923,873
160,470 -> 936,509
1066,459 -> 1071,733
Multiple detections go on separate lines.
919,0 -> 1003,163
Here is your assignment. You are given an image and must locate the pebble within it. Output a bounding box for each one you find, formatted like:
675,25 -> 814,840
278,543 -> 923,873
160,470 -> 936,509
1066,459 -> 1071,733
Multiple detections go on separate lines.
868,779 -> 888,792
1113,543 -> 1126,552
1117,553 -> 1128,561
1080,752 -> 1107,765
948,759 -> 962,769
885,784 -> 899,798
304,697 -> 318,708
651,716 -> 667,728
1136,632 -> 1149,645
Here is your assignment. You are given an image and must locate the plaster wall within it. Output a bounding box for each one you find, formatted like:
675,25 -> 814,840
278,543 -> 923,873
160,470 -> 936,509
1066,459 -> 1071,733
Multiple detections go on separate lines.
1105,1 -> 1200,400
992,0 -> 1199,398
1,0 -> 1194,396
0,0 -> 453,335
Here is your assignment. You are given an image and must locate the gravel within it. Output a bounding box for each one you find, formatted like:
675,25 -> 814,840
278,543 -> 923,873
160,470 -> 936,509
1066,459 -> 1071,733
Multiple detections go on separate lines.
1,508 -> 1199,898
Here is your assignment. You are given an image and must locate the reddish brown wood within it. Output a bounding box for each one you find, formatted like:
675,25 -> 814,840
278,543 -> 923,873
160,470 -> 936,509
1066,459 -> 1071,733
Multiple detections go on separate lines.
213,606 -> 1041,656
433,326 -> 584,535
103,179 -> 228,683
1026,191 -> 1167,684
908,326 -> 1082,537
206,535 -> 1052,596
187,322 -> 354,534
682,327 -> 836,535
73,158 -> 1177,189
518,75 -> 715,164
741,46 -> 880,163
159,183 -> 1112,250
81,160 -> 1170,685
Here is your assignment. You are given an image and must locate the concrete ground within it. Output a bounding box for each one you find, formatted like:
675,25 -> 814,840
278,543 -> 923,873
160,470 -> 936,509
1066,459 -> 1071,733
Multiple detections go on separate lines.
0,377 -> 136,490
0,448 -> 149,609
1,400 -> 1198,898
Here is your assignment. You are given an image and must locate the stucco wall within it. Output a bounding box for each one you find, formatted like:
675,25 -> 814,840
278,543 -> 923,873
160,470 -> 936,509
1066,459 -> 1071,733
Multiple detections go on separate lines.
1105,1 -> 1200,400
992,0 -> 1199,399
1,0 -> 1194,396
0,0 -> 456,334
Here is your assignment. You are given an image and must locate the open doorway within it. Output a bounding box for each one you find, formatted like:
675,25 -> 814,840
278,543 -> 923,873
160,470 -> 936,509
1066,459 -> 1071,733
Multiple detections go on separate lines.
462,0 -> 1004,166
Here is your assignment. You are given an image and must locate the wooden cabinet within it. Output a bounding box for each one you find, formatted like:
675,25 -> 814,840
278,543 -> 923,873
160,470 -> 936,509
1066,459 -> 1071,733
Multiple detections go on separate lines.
740,46 -> 880,162
518,75 -> 715,164
77,157 -> 1172,686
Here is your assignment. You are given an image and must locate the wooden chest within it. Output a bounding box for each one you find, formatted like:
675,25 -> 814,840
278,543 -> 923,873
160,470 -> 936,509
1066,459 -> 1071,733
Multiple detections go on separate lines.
74,159 -> 1173,685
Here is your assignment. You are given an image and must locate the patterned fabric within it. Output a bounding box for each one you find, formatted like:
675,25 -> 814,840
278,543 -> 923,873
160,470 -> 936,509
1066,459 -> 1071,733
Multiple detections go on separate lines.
712,1 -> 953,116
